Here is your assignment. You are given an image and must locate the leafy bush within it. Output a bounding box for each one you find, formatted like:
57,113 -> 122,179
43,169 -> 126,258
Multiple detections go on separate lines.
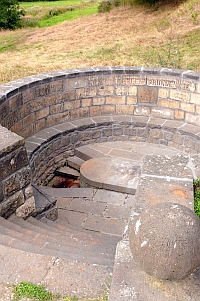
98,0 -> 120,13
0,0 -> 25,30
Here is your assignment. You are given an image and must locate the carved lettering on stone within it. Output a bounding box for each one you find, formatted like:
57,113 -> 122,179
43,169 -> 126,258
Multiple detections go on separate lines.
122,76 -> 146,85
180,80 -> 196,92
147,77 -> 179,89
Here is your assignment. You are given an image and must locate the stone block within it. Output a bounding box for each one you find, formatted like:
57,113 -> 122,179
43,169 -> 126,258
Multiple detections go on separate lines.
43,94 -> 57,106
23,88 -> 35,103
158,99 -> 179,109
18,102 -> 31,118
36,107 -> 50,119
127,96 -> 137,105
61,90 -> 75,102
63,77 -> 87,89
82,98 -> 92,107
18,124 -> 33,138
24,184 -> 33,198
134,106 -> 151,116
158,88 -> 169,98
34,84 -> 50,97
9,93 -> 23,111
164,131 -> 174,141
106,96 -> 126,105
46,112 -> 70,127
97,86 -> 114,97
76,87 -> 96,98
0,147 -> 28,181
147,77 -> 179,88
89,106 -> 100,117
101,105 -> 115,115
101,74 -> 121,85
175,109 -> 185,120
122,75 -> 146,85
64,100 -> 80,111
0,190 -> 24,218
191,92 -> 200,104
34,118 -> 46,133
151,107 -> 174,119
124,127 -> 137,136
18,167 -> 31,188
30,98 -> 44,111
0,102 -> 9,121
180,102 -> 195,113
1,110 -> 19,129
93,97 -> 105,105
11,120 -> 23,134
170,90 -> 190,102
138,86 -> 158,104
70,108 -> 89,119
16,196 -> 36,218
116,86 -> 137,96
116,105 -> 134,115
150,129 -> 163,139
50,80 -> 63,93
2,174 -> 20,196
23,113 -> 35,127
0,185 -> 3,202
49,104 -> 63,115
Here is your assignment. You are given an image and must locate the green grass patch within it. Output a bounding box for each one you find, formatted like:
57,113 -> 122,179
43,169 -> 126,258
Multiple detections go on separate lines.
0,35 -> 17,53
194,179 -> 200,218
39,4 -> 98,27
12,282 -> 60,301
19,1 -> 84,9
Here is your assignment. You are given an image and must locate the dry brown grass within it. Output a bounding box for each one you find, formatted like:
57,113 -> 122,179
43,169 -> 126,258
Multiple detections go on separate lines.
0,0 -> 200,84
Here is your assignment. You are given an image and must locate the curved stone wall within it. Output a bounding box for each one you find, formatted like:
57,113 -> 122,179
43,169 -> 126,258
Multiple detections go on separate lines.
1,66 -> 200,217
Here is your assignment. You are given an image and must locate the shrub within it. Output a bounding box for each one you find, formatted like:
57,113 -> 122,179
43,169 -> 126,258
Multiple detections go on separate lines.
0,0 -> 25,30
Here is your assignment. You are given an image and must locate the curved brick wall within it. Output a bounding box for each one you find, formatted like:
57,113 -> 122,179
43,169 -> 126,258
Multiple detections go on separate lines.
1,66 -> 200,217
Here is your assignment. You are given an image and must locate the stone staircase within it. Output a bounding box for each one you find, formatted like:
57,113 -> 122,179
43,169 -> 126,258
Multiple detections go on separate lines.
0,140 -> 197,300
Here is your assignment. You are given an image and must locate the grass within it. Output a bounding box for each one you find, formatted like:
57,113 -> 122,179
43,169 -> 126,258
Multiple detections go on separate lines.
12,282 -> 60,301
39,5 -> 98,27
19,0 -> 99,27
11,282 -> 108,301
194,179 -> 200,218
0,0 -> 199,84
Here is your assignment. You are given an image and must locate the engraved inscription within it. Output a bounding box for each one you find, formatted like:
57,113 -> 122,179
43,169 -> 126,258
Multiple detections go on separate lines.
180,80 -> 196,92
122,76 -> 146,85
138,86 -> 158,104
148,77 -> 179,89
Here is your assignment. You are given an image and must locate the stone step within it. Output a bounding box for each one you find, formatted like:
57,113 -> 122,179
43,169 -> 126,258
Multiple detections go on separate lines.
1,218 -> 115,267
40,217 -> 120,246
75,145 -> 106,161
5,216 -> 117,256
67,156 -> 85,171
55,166 -> 80,178
38,186 -> 95,198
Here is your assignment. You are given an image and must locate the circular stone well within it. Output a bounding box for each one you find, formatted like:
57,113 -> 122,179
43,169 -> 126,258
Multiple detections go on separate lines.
80,157 -> 141,195
129,202 -> 200,280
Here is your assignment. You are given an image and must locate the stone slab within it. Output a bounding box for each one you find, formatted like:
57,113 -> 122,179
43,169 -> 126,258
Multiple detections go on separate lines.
67,156 -> 85,171
136,176 -> 194,211
80,157 -> 142,195
56,166 -> 80,178
83,215 -> 126,236
56,198 -> 107,215
109,240 -> 200,301
38,187 -> 95,198
93,189 -> 132,206
142,154 -> 193,179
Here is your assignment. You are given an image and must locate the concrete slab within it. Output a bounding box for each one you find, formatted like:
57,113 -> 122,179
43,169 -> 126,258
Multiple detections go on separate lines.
67,156 -> 85,171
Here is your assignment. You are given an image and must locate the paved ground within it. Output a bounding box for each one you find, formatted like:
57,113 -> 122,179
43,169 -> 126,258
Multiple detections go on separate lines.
1,140 -> 199,301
